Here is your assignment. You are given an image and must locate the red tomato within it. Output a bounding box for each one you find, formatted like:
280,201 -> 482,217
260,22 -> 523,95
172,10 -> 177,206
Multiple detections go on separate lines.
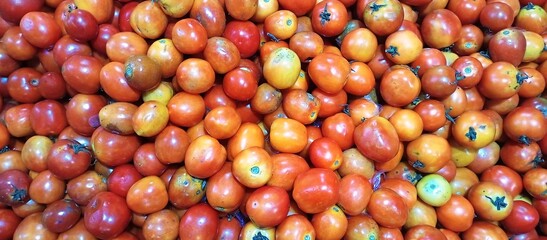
179,203 -> 219,240
292,168 -> 340,214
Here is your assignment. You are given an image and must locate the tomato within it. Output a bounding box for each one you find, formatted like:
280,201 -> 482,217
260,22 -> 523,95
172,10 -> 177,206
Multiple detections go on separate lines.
282,89 -> 321,125
380,67 -> 422,107
354,116 -> 400,163
311,205 -> 348,240
292,168 -> 339,214
168,92 -> 206,128
308,52 -> 350,94
130,0 -> 167,39
380,178 -> 418,209
503,106 -> 547,145
422,11 -> 461,48
239,221 -> 275,239
91,127 -> 141,167
246,186 -> 290,228
522,168 -> 547,199
0,209 -> 21,240
107,164 -> 142,198
20,11 -> 61,49
167,166 -> 206,209
500,200 -> 540,234
514,3 -> 547,34
404,199 -> 437,228
405,225 -> 447,240
171,18 -> 207,55
13,212 -> 58,240
436,195 -> 474,232
310,0 -> 348,37
321,112 -> 355,150
203,37 -> 241,74
416,173 -> 452,207
367,187 -> 408,228
275,214 -> 315,240
84,192 -> 131,240
384,30 -> 423,65
142,209 -> 179,240
452,24 -> 484,56
0,169 -> 31,206
311,88 -> 346,119
179,203 -> 219,240
67,170 -> 107,206
479,2 -> 514,32
216,213 -> 243,240
467,181 -> 514,221
66,94 -> 106,137
481,165 -> 523,198
338,173 -> 373,216
41,199 -> 81,233
263,47 -> 301,90
406,134 -> 451,173
185,135 -> 226,179
344,215 -> 380,240
340,27 -> 378,63
232,146 -> 272,188
363,0 -> 404,36
269,118 -> 307,153
462,221 -> 508,239
207,162 -> 245,213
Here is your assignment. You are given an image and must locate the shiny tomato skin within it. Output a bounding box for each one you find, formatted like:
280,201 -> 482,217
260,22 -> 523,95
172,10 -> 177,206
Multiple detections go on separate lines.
354,116 -> 400,163
0,169 -> 31,207
367,187 -> 408,228
500,200 -> 540,234
246,186 -> 290,228
292,168 -> 340,214
179,203 -> 219,240
0,208 -> 21,240
84,192 -> 131,240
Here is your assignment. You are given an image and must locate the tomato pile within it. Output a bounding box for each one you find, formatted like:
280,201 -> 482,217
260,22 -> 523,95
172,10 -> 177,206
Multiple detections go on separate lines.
0,0 -> 546,239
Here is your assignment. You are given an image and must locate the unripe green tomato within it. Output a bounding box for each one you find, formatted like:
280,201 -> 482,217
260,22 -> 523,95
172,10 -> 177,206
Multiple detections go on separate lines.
416,173 -> 452,207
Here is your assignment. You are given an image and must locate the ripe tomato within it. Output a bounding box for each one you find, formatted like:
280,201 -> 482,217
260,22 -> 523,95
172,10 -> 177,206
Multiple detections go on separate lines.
0,169 -> 31,206
344,215 -> 380,240
500,200 -> 540,234
338,173 -> 373,216
380,67 -> 421,107
367,187 -> 408,228
522,168 -> 547,199
354,116 -> 400,163
207,162 -> 245,213
167,166 -> 206,209
420,9 -> 462,48
269,118 -> 307,153
406,134 -> 451,173
179,203 -> 219,240
262,47 -> 301,90
451,110 -> 496,149
467,181 -> 514,221
246,186 -> 290,228
384,30 -> 423,64
308,52 -> 351,94
311,205 -> 348,240
503,106 -> 547,145
404,199 -> 437,229
276,214 -> 315,240
436,194 -> 474,232
84,192 -> 131,240
126,176 -> 168,215
363,0 -> 404,36
462,221 -> 508,239
185,135 -> 227,179
310,0 -> 349,37
292,168 -> 339,214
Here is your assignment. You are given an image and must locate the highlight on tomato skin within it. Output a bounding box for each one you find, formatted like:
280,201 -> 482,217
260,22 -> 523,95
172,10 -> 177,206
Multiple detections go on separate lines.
0,0 -> 546,238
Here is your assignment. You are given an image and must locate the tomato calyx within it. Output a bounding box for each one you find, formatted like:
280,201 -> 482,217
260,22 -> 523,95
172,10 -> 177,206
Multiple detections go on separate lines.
319,3 -> 332,26
253,232 -> 269,240
68,142 -> 91,155
515,71 -> 529,87
412,159 -> 425,169
266,32 -> 280,42
0,145 -> 10,154
524,2 -> 535,10
369,3 -> 386,12
479,50 -> 490,59
445,108 -> 456,124
9,184 -> 28,203
455,71 -> 465,82
518,135 -> 532,145
484,195 -> 508,210
465,127 -> 477,141
410,66 -> 420,76
531,151 -> 544,167
385,45 -> 400,57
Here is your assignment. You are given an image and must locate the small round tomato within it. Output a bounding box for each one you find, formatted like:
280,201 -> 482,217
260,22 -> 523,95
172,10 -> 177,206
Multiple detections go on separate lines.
292,168 -> 339,214
500,200 -> 540,234
354,116 -> 400,163
207,162 -> 245,213
406,134 -> 451,173
416,173 -> 452,207
232,146 -> 273,188
246,186 -> 290,228
311,205 -> 348,240
467,181 -> 514,221
367,187 -> 408,228
179,203 -> 219,240
436,194 -> 475,232
451,110 -> 496,149
310,0 -> 349,37
263,47 -> 301,90
308,52 -> 351,94
184,135 -> 226,179
84,192 -> 131,240
338,174 -> 373,216
125,176 -> 168,215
